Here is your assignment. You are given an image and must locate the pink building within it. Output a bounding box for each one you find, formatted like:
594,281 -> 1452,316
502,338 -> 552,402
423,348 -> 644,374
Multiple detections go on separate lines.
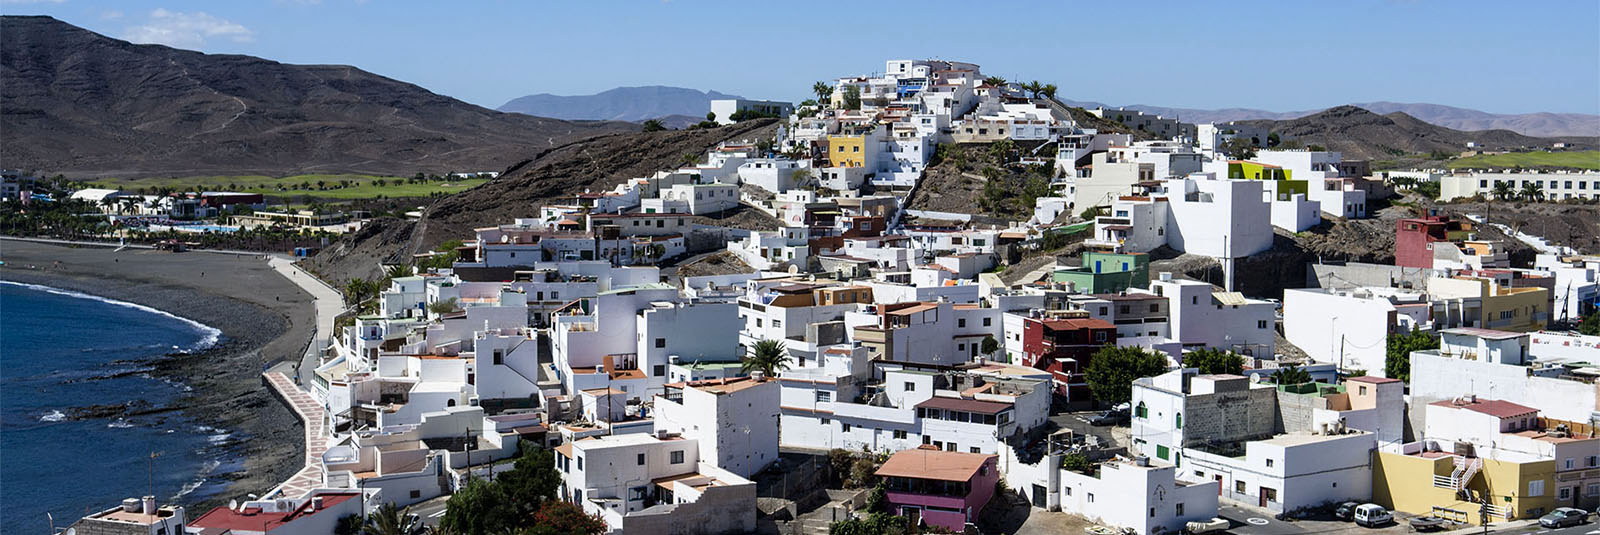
875,447 -> 998,531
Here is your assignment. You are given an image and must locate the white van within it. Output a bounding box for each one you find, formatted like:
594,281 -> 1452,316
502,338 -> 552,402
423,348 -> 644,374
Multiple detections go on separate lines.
1354,504 -> 1393,527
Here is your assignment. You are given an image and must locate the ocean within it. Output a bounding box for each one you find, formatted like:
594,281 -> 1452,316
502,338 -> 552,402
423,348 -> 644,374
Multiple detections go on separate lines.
1,281 -> 239,531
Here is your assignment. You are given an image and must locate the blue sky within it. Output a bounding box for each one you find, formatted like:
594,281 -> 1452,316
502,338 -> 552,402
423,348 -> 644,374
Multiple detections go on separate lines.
6,0 -> 1598,115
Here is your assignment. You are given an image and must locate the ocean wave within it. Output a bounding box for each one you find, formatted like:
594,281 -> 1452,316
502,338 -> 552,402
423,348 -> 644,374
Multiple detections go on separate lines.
107,418 -> 135,428
39,410 -> 66,422
173,459 -> 222,500
0,281 -> 223,351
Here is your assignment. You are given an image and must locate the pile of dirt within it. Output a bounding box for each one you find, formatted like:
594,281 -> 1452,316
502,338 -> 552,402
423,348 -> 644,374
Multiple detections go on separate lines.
907,143 -> 1052,220
675,251 -> 755,279
1433,200 -> 1600,255
692,204 -> 781,232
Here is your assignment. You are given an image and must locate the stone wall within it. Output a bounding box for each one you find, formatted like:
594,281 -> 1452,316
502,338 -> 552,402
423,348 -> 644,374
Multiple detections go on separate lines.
1182,387 -> 1278,447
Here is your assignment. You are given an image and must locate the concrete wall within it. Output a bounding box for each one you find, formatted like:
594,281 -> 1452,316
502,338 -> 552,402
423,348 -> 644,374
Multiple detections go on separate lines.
1410,351 -> 1600,424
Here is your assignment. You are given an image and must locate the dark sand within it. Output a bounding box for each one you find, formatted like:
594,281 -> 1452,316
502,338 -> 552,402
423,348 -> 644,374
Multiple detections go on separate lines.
1,239 -> 315,510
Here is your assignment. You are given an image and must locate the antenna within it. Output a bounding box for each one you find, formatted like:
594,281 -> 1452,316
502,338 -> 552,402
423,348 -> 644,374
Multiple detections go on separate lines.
148,451 -> 164,501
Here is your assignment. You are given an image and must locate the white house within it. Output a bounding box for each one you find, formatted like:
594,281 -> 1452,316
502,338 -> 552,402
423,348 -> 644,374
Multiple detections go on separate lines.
1059,457 -> 1219,535
555,433 -> 756,535
652,376 -> 779,478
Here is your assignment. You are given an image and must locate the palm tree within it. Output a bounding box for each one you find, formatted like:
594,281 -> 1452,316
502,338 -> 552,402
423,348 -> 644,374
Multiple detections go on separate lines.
812,81 -> 834,103
742,339 -> 791,377
641,119 -> 666,132
1041,83 -> 1058,101
1024,80 -> 1043,99
1491,180 -> 1515,200
384,264 -> 414,279
1270,365 -> 1312,385
360,503 -> 423,535
1519,181 -> 1544,202
983,76 -> 1007,87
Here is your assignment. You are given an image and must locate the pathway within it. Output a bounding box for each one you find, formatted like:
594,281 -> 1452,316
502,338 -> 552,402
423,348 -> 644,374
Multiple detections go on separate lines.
263,371 -> 329,498
266,256 -> 346,390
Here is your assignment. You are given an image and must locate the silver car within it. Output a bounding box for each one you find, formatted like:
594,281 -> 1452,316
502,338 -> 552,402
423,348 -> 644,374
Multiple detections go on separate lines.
1540,508 -> 1590,529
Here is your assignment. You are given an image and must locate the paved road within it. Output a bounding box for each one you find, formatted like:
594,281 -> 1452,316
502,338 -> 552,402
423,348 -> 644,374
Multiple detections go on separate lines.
409,496 -> 452,528
1049,410 -> 1126,449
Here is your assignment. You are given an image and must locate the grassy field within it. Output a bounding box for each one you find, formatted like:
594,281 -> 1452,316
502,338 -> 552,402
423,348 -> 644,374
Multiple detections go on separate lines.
79,174 -> 490,201
1447,151 -> 1600,171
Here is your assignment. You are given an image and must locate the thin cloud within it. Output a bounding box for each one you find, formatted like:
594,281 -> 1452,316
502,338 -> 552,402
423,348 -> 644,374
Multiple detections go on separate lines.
100,10 -> 122,20
122,9 -> 254,49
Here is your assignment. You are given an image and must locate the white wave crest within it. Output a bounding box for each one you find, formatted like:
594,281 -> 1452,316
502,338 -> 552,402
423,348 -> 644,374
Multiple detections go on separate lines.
1,281 -> 222,350
107,418 -> 135,429
39,410 -> 67,422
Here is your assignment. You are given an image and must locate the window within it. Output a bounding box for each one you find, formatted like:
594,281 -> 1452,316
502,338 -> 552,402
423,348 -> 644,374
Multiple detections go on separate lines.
1094,331 -> 1107,342
773,319 -> 782,329
1120,305 -> 1131,314
1135,402 -> 1148,419
670,450 -> 684,464
1192,296 -> 1198,305
1588,483 -> 1600,496
1087,493 -> 1095,503
1559,487 -> 1572,500
1150,304 -> 1159,313
653,365 -> 665,377
411,489 -> 422,499
1175,413 -> 1182,429
816,391 -> 832,402
959,318 -> 967,328
1258,320 -> 1268,329
577,456 -> 584,470
894,430 -> 907,439
821,418 -> 830,425
1565,459 -> 1574,470
904,382 -> 916,391
1589,455 -> 1598,467
841,422 -> 852,432
1150,508 -> 1156,518
655,338 -> 666,348
971,447 -> 981,453
983,318 -> 992,327
637,453 -> 646,465
1176,503 -> 1185,516
629,486 -> 647,501
1236,481 -> 1247,494
1266,459 -> 1274,468
493,349 -> 504,365
1359,386 -> 1368,395
1529,479 -> 1544,496
1156,445 -> 1170,460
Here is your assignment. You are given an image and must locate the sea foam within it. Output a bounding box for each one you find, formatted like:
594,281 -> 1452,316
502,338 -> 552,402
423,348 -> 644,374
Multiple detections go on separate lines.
0,281 -> 222,351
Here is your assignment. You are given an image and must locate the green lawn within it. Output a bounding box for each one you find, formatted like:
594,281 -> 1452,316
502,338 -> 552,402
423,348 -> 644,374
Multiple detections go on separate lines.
79,174 -> 490,201
1447,151 -> 1600,171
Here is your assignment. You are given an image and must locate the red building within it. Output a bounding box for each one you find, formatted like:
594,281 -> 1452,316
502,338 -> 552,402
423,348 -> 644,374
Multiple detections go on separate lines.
1395,215 -> 1471,269
1020,316 -> 1116,401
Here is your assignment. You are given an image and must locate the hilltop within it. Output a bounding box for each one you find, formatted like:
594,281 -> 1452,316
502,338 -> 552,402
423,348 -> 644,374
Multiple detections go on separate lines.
1063,99 -> 1598,138
1237,106 -> 1597,161
499,86 -> 744,123
0,16 -> 635,178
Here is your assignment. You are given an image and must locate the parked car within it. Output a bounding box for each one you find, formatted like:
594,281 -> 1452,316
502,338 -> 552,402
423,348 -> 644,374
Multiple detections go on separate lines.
1185,517 -> 1228,535
1089,409 -> 1129,426
1540,508 -> 1590,529
1353,504 -> 1393,527
1334,502 -> 1361,521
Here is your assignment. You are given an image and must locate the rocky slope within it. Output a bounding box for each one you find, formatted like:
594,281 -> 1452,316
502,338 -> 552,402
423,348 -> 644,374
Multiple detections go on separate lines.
0,16 -> 635,177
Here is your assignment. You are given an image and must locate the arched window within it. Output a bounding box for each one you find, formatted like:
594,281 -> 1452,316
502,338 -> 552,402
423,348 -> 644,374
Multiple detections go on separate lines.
447,399 -> 457,407
1135,402 -> 1148,419
1175,412 -> 1183,429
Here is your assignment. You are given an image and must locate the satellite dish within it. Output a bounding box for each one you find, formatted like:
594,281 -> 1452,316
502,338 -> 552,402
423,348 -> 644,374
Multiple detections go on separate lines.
788,264 -> 800,275
229,499 -> 238,510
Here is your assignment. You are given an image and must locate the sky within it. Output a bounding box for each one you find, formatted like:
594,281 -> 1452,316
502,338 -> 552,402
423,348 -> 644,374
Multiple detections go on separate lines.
5,0 -> 1598,115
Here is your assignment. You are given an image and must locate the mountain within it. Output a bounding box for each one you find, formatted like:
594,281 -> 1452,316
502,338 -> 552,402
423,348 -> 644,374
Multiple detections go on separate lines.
498,86 -> 744,123
1059,99 -> 1597,138
0,16 -> 636,178
1236,106 -> 1596,161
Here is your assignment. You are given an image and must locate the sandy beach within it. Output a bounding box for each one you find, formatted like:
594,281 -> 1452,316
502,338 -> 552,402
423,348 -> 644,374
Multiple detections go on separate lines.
0,239 -> 318,510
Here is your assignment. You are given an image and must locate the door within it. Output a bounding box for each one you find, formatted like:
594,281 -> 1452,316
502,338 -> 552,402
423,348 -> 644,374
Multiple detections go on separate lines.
1259,489 -> 1268,507
1032,484 -> 1047,508
1215,475 -> 1223,495
903,506 -> 921,527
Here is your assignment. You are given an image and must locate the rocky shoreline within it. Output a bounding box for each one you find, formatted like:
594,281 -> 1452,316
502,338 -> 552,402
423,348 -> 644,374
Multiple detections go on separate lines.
0,240 -> 315,512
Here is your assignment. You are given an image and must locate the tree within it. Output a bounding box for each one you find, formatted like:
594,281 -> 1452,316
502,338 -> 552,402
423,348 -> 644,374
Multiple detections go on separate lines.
980,334 -> 1000,357
429,297 -> 460,315
1519,181 -> 1545,202
842,85 -> 862,111
384,263 -> 414,279
989,139 -> 1016,164
1385,330 -> 1438,383
1578,313 -> 1600,336
1085,346 -> 1169,405
1491,180 -> 1515,200
1023,80 -> 1042,98
742,339 -> 791,376
862,482 -> 889,513
1220,137 -> 1257,160
499,442 -> 562,513
680,153 -> 699,168
813,81 -> 835,103
1267,132 -> 1281,147
983,76 -> 1007,87
440,478 -> 519,535
1184,348 -> 1245,375
360,503 -> 424,535
705,111 -> 716,122
1414,181 -> 1441,200
1061,453 -> 1090,473
1040,83 -> 1058,100
1270,365 -> 1312,386
829,512 -> 909,535
335,515 -> 364,535
344,278 -> 377,304
641,119 -> 666,132
524,501 -> 607,535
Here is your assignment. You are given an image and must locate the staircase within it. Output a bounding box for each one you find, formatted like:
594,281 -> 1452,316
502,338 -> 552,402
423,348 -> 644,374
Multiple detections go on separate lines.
1448,456 -> 1483,497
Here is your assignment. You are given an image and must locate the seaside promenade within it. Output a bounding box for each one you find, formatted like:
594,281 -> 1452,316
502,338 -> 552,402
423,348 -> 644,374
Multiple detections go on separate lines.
262,371 -> 329,497
266,256 -> 344,390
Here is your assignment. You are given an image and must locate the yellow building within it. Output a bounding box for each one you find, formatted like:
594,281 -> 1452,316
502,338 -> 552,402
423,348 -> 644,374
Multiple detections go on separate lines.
1428,277 -> 1549,332
826,135 -> 868,168
1373,449 -> 1556,525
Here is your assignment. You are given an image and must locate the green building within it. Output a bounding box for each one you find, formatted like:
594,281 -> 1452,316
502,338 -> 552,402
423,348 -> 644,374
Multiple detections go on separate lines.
1227,160 -> 1309,201
1051,251 -> 1150,294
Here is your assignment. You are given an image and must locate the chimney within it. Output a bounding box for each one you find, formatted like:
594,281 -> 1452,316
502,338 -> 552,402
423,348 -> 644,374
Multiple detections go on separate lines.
122,498 -> 141,512
752,370 -> 766,381
1159,272 -> 1173,282
1134,456 -> 1150,467
142,496 -> 156,515
312,496 -> 324,510
602,355 -> 615,374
